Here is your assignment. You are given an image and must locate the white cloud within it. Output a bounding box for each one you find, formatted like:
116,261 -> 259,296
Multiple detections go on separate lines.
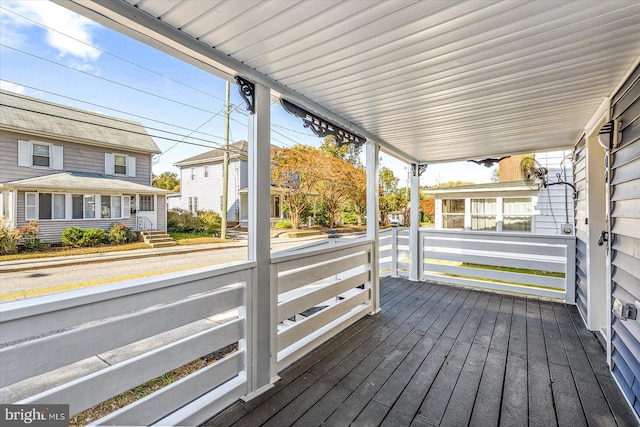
0,80 -> 26,94
2,1 -> 102,62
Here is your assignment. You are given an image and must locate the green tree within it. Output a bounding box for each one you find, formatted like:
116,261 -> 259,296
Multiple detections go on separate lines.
379,167 -> 404,225
153,171 -> 180,191
320,135 -> 362,166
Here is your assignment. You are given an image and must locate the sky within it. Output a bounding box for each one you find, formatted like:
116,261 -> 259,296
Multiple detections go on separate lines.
0,0 -> 493,188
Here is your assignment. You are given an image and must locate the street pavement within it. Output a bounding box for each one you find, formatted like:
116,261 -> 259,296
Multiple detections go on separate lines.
0,235 -> 327,302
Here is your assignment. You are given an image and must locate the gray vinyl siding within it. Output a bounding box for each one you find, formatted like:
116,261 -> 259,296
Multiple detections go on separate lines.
0,130 -> 152,186
177,159 -> 248,222
16,191 -> 136,243
610,64 -> 640,416
573,137 -> 588,321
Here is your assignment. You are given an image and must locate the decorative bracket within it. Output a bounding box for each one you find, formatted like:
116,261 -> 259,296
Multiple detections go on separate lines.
235,76 -> 255,114
412,164 -> 427,177
468,156 -> 510,168
280,99 -> 366,148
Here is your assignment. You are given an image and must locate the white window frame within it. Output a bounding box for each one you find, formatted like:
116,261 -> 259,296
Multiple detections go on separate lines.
25,193 -> 37,220
188,196 -> 198,214
204,165 -> 209,178
18,140 -> 63,170
139,194 -> 154,211
190,168 -> 196,182
442,199 -> 465,229
105,153 -> 136,177
502,197 -> 533,232
470,198 -> 497,231
25,192 -> 67,221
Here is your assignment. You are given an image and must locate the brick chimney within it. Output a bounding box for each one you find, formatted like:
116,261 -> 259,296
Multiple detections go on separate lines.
498,155 -> 523,182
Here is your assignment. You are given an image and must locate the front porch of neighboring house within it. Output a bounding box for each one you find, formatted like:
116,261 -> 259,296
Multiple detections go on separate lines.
1,2 -> 639,425
239,187 -> 302,228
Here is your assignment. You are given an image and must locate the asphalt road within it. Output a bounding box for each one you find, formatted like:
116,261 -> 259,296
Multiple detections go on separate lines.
1,238 -> 324,301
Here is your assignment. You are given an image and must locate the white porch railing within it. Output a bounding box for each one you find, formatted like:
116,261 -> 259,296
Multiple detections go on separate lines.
382,228 -> 576,302
137,216 -> 153,231
272,239 -> 374,371
0,262 -> 252,426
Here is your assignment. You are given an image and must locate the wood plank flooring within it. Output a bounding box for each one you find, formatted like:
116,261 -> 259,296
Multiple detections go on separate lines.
205,278 -> 637,427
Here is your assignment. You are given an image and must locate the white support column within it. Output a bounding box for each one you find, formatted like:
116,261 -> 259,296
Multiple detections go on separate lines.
244,82 -> 278,400
409,165 -> 421,281
366,141 -> 380,314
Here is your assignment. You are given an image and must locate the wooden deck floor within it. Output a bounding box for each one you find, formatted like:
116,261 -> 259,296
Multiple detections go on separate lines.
205,278 -> 637,427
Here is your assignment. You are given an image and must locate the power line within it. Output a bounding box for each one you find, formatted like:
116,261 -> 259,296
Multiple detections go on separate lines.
1,44 -> 225,116
0,6 -> 228,104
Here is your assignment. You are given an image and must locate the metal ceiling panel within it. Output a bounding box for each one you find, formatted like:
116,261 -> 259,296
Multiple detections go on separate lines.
62,0 -> 640,163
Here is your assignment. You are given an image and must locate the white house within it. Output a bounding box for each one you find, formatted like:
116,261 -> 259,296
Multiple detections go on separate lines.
428,151 -> 574,235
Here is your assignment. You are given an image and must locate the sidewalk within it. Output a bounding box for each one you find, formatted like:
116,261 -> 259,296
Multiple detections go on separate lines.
0,234 -> 328,273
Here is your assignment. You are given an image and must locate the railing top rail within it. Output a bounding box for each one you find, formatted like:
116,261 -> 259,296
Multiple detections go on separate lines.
0,260 -> 256,322
419,228 -> 575,241
271,239 -> 373,264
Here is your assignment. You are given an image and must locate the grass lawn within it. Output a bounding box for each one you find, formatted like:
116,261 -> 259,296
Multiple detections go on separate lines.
0,242 -> 151,262
169,232 -> 228,245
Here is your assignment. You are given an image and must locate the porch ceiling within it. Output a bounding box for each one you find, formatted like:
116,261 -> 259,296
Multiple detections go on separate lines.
61,0 -> 640,164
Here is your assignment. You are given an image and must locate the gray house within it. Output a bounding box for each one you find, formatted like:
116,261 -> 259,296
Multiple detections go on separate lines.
0,90 -> 170,243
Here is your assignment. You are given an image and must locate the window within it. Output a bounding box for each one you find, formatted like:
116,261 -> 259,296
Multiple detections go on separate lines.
72,194 -> 83,219
442,199 -> 465,229
188,196 -> 198,214
32,144 -> 50,167
25,192 -> 66,220
204,166 -> 209,178
503,197 -> 533,232
471,198 -> 497,231
38,193 -> 52,220
105,153 -> 135,177
26,193 -> 37,220
114,155 -> 127,175
1,192 -> 9,217
18,141 -> 63,169
84,195 -> 96,219
139,195 -> 154,211
191,168 -> 196,181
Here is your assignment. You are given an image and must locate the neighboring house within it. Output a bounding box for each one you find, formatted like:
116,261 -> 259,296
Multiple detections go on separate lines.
0,90 -> 170,243
174,141 -> 289,227
428,151 -> 574,235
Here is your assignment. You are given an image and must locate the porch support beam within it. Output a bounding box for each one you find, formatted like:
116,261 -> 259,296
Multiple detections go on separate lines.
366,140 -> 380,314
245,82 -> 277,399
409,164 -> 421,281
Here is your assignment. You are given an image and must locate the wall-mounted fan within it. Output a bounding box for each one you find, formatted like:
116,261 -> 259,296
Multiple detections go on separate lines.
520,157 -> 548,189
520,156 -> 577,198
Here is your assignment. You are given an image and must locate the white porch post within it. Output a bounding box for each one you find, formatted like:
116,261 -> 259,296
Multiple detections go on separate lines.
409,165 -> 421,281
366,141 -> 380,314
245,81 -> 277,399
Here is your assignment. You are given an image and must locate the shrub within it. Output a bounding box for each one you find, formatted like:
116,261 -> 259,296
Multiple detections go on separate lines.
341,212 -> 358,225
61,227 -> 85,247
81,228 -> 108,246
109,223 -> 135,244
167,208 -> 198,233
0,216 -> 22,255
196,210 -> 221,234
275,220 -> 293,229
62,227 -> 108,247
20,220 -> 46,251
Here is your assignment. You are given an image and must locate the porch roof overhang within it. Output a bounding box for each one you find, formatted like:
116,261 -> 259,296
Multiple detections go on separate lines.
0,171 -> 172,195
57,1 -> 640,164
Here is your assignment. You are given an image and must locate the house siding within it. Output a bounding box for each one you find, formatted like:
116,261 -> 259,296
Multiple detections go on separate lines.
0,130 -> 152,186
573,137 -> 588,321
610,63 -> 640,416
176,159 -> 247,223
534,151 -> 574,234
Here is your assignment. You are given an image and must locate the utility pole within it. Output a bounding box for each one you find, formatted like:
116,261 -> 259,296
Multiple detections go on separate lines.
221,81 -> 230,239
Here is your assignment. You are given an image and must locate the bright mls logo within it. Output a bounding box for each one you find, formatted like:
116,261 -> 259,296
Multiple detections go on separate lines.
1,405 -> 68,426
